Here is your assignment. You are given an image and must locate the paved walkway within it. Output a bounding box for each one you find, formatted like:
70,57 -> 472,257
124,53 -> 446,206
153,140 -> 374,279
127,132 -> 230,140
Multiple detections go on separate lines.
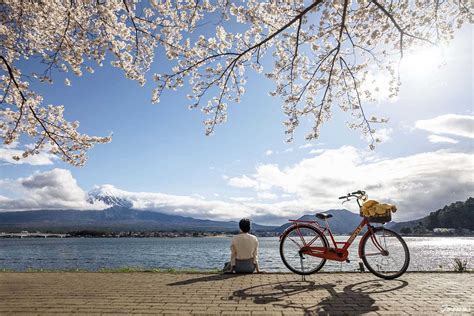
0,272 -> 472,315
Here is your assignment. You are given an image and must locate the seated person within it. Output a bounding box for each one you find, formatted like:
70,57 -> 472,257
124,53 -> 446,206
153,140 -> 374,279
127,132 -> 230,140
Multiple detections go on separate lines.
223,218 -> 260,273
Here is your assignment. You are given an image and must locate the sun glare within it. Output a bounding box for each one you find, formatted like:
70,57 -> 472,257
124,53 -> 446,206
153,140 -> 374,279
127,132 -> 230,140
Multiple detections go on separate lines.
362,45 -> 450,102
400,46 -> 447,79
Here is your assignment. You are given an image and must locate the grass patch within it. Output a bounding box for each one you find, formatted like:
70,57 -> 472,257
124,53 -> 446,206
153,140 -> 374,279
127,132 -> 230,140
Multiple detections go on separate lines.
453,258 -> 469,272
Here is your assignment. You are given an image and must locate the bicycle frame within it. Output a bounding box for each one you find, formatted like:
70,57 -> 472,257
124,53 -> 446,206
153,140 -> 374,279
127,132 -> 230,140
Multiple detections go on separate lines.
285,216 -> 386,262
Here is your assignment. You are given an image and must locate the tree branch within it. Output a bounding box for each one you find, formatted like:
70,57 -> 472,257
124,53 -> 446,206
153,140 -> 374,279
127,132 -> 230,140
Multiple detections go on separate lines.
0,55 -> 73,162
371,0 -> 436,58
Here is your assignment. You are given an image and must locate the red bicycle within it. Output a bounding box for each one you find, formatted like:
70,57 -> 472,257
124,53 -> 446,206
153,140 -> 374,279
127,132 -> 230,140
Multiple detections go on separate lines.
279,190 -> 410,279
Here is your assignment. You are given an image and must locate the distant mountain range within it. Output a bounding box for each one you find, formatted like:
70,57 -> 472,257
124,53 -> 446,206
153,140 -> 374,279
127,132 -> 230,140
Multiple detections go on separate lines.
0,187 -> 470,234
0,207 -> 372,234
277,209 -> 373,235
0,206 -> 278,233
0,186 -> 279,232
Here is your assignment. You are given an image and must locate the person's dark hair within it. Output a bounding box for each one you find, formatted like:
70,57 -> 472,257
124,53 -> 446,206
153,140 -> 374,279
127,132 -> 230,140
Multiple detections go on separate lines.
239,218 -> 251,233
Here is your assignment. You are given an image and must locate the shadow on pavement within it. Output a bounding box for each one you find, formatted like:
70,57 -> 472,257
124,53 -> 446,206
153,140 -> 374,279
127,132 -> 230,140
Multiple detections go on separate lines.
229,279 -> 408,315
167,273 -> 242,286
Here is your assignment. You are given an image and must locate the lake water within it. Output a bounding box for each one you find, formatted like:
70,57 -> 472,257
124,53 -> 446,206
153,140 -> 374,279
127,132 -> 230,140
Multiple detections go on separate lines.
0,237 -> 472,272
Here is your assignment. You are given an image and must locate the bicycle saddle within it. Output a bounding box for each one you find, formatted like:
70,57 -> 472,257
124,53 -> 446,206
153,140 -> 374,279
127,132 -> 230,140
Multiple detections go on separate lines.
315,213 -> 333,220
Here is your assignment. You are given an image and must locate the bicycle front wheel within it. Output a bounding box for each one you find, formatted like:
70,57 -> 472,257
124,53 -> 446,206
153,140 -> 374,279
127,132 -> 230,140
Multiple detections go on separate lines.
279,224 -> 328,275
360,227 -> 410,279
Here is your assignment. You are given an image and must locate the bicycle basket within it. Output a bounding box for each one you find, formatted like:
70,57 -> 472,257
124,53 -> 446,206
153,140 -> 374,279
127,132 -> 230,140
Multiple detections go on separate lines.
368,213 -> 392,223
361,200 -> 396,223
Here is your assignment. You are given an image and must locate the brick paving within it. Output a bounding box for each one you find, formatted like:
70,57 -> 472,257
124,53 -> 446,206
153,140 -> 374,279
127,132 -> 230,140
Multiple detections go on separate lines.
0,272 -> 472,315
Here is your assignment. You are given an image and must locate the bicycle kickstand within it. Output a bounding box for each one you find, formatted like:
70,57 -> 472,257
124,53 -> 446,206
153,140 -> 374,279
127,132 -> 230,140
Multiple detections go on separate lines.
299,256 -> 306,281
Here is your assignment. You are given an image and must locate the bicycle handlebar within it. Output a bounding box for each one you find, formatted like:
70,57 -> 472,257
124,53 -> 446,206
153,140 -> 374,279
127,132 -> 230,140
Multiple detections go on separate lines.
339,190 -> 366,200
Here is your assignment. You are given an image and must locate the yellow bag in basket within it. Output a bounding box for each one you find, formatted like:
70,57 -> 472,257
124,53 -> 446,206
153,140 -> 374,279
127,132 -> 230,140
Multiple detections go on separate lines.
361,200 -> 397,217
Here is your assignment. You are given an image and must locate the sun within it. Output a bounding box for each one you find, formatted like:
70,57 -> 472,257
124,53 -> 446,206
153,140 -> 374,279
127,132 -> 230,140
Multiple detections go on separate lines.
400,45 -> 447,79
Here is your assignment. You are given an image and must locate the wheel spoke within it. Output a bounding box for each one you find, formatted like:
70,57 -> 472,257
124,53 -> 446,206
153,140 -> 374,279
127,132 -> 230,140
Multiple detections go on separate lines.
364,252 -> 384,257
306,234 -> 321,247
287,236 -> 303,248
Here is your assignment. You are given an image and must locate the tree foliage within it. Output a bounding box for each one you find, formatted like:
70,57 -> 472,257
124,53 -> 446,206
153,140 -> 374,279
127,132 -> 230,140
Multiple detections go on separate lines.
425,197 -> 474,230
1,0 -> 471,165
400,227 -> 412,234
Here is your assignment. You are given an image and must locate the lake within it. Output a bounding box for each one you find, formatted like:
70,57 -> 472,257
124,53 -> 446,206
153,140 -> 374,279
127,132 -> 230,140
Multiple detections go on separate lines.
0,236 -> 472,272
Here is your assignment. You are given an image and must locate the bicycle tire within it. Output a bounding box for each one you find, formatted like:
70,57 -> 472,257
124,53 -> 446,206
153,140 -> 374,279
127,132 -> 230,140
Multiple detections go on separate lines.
279,224 -> 328,275
360,227 -> 410,279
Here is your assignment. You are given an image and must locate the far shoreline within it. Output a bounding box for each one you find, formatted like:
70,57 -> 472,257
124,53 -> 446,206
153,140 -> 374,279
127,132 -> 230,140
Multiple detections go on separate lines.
1,233 -> 473,239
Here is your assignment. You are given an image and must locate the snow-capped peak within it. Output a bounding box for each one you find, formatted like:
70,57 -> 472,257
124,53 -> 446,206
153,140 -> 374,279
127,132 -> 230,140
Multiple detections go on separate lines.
88,185 -> 133,208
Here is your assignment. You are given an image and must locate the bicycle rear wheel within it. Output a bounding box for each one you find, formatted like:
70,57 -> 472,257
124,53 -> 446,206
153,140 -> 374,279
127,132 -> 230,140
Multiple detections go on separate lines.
279,224 -> 328,275
360,227 -> 410,279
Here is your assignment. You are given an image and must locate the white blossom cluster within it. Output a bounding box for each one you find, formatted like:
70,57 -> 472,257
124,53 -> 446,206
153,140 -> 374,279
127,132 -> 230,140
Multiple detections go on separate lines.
154,0 -> 471,145
1,1 -> 471,165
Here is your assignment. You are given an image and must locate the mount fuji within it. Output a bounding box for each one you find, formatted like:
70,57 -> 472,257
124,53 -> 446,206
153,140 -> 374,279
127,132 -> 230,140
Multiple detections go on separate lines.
87,185 -> 134,209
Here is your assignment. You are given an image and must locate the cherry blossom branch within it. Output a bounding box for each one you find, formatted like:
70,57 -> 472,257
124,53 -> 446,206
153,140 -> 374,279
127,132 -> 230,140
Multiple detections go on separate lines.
161,0 -> 325,136
43,11 -> 71,77
122,0 -> 140,64
0,55 -> 73,161
370,0 -> 436,57
314,0 -> 349,134
339,56 -> 375,147
0,56 -> 26,136
289,17 -> 302,92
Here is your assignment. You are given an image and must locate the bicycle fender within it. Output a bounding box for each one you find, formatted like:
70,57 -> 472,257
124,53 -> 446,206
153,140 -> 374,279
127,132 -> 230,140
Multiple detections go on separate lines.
358,228 -> 373,258
279,224 -> 297,241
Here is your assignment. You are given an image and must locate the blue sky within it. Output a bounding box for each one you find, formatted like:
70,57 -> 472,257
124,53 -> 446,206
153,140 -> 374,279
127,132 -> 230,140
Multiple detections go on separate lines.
0,26 -> 472,224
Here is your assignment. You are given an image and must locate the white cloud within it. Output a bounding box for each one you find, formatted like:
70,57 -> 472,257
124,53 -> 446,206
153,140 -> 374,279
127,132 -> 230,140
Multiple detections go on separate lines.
191,193 -> 205,199
374,128 -> 393,143
89,184 -> 265,220
415,114 -> 474,139
299,144 -> 314,149
257,192 -> 278,200
3,141 -> 19,149
2,146 -> 473,224
0,146 -> 57,165
227,175 -> 257,188
227,146 -> 474,221
229,197 -> 255,202
309,149 -> 325,155
0,169 -> 104,211
284,148 -> 294,153
0,170 -> 263,221
265,150 -> 273,156
428,135 -> 459,144
361,128 -> 393,144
